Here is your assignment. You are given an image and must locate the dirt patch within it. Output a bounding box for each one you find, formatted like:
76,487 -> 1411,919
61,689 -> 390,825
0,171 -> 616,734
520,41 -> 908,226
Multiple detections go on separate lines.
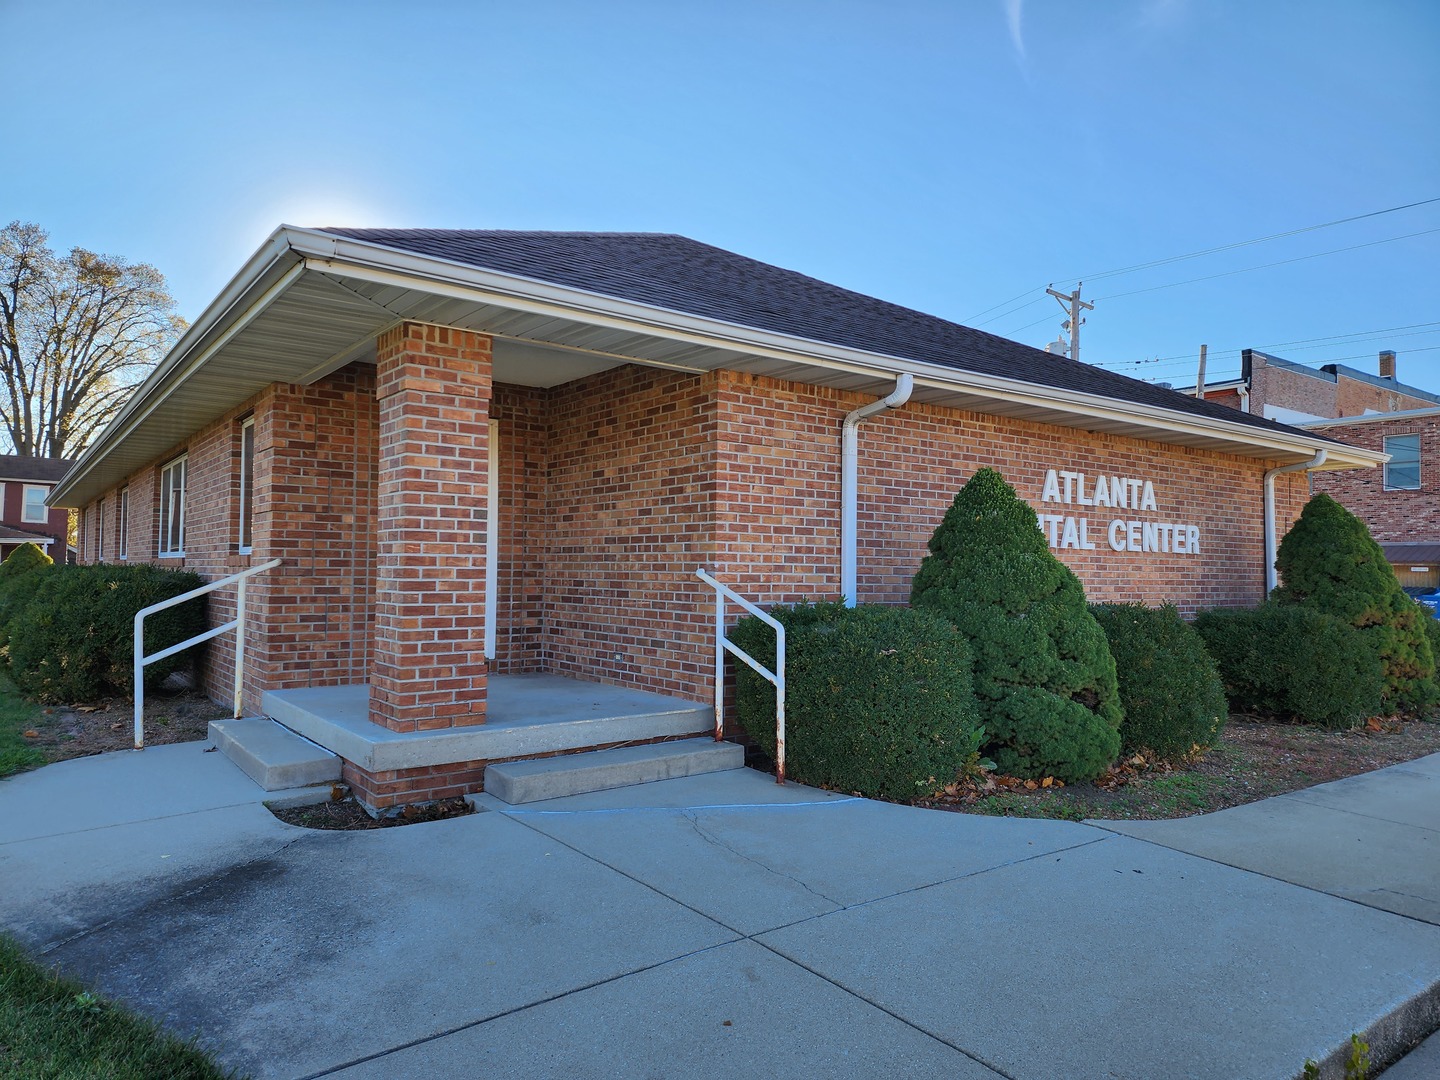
918,715 -> 1440,821
20,686 -> 229,762
271,796 -> 477,830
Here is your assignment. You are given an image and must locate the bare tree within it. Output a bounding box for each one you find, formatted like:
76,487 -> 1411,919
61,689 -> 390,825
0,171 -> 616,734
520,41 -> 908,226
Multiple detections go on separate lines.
0,222 -> 185,458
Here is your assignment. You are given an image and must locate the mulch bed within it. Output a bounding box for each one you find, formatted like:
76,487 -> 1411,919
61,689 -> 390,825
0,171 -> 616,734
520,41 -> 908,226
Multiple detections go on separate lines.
917,714 -> 1440,820
271,796 -> 476,830
21,688 -> 228,761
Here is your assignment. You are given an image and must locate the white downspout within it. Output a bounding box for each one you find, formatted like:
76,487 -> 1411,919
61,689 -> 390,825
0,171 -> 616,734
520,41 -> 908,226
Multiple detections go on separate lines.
1263,450 -> 1326,595
841,373 -> 914,607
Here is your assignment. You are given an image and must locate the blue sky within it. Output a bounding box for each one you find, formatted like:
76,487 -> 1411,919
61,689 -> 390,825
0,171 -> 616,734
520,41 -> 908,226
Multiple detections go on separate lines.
4,0 -> 1437,390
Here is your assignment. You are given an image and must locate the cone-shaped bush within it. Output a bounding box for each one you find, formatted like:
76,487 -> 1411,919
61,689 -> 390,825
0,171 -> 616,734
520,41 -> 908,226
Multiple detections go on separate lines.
910,467 -> 1122,782
1273,494 -> 1437,714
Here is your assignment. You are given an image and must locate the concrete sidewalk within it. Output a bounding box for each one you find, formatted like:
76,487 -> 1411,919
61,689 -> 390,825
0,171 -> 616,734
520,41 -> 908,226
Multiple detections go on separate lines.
2,744 -> 1439,1079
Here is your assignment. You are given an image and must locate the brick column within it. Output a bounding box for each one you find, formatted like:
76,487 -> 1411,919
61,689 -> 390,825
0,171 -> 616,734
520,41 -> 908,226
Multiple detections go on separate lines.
371,323 -> 491,731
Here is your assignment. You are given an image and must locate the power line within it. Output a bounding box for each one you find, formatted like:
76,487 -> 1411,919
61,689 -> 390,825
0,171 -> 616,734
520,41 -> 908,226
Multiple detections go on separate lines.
1091,322 -> 1440,372
1092,227 -> 1440,302
965,195 -> 1440,328
1063,195 -> 1440,286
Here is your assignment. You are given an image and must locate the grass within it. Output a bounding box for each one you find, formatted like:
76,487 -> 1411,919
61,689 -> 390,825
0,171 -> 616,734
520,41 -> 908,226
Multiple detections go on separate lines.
0,934 -> 237,1079
0,669 -> 45,779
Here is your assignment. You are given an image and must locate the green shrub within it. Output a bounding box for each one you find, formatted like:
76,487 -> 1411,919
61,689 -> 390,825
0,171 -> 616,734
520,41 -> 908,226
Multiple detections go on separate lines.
1089,602 -> 1228,759
909,467 -> 1122,783
7,564 -> 206,703
0,547 -> 56,661
729,601 -> 983,801
1273,494 -> 1436,714
0,542 -> 53,581
1193,604 -> 1383,729
1422,613 -> 1440,702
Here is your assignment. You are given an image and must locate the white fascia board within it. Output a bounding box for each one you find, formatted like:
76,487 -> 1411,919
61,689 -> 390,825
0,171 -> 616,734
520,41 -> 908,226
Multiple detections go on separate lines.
287,228 -> 1382,471
1298,405 -> 1440,428
51,233 -> 305,506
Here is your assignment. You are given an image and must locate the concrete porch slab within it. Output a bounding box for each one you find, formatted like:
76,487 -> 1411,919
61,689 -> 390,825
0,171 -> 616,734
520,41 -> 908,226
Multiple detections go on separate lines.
261,674 -> 713,773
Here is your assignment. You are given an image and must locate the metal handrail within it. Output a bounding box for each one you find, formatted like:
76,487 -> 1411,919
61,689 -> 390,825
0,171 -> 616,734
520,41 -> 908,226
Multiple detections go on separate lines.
696,568 -> 787,784
133,558 -> 282,750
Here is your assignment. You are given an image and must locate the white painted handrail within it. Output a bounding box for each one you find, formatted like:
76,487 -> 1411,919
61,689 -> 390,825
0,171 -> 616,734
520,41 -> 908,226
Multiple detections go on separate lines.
696,568 -> 787,784
133,558 -> 282,750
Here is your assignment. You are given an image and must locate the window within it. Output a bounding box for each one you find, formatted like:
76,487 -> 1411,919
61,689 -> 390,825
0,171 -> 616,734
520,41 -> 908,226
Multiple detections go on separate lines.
96,499 -> 104,562
118,488 -> 129,559
159,456 -> 187,556
21,485 -> 48,524
1384,434 -> 1421,490
238,417 -> 255,553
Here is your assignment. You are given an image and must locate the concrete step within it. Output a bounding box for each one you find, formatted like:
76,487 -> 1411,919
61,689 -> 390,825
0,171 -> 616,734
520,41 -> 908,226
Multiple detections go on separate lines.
209,718 -> 342,792
484,738 -> 745,805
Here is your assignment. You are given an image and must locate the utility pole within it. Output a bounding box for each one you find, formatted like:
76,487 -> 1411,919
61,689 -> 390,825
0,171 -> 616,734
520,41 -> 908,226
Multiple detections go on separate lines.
1046,283 -> 1095,364
1195,344 -> 1208,400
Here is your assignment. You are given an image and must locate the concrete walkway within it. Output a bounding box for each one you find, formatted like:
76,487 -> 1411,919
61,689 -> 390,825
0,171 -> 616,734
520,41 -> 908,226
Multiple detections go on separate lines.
2,743 -> 1439,1079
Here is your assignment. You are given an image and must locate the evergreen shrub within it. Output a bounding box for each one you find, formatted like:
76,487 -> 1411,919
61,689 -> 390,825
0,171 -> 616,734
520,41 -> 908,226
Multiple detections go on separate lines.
1192,604 -> 1383,729
8,564 -> 206,703
0,544 -> 56,659
1089,602 -> 1228,759
0,542 -> 53,581
910,467 -> 1122,783
1273,494 -> 1436,714
729,601 -> 983,801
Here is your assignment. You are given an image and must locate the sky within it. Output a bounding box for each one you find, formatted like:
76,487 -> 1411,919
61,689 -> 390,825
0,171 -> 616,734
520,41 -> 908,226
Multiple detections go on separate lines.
3,0 -> 1438,392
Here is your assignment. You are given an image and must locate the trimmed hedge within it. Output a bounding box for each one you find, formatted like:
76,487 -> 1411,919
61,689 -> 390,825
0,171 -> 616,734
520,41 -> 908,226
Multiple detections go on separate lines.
1089,602 -> 1228,760
729,601 -> 983,801
1273,494 -> 1436,714
910,467 -> 1122,783
1192,603 -> 1383,729
6,564 -> 207,703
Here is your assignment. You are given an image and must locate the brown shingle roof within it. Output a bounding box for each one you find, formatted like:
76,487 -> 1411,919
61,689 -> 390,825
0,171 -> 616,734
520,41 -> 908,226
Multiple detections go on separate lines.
321,229 -> 1331,442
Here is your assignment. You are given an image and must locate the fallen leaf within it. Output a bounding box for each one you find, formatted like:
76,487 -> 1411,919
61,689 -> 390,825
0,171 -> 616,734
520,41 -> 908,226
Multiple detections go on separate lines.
21,730 -> 38,739
76,706 -> 100,714
1023,779 -> 1038,791
1040,776 -> 1053,788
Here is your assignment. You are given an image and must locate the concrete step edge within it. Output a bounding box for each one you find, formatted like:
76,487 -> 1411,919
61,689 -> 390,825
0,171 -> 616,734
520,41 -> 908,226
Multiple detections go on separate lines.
209,717 -> 342,793
484,738 -> 744,805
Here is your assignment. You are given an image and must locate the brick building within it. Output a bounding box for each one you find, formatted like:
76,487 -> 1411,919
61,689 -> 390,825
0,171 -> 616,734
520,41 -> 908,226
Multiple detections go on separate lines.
1306,408 -> 1440,589
1183,348 -> 1440,424
0,455 -> 72,563
50,229 -> 1378,810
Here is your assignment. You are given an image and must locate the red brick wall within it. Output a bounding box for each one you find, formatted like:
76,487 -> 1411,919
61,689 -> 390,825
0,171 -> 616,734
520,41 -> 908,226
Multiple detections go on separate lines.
490,385 -> 548,672
1250,355 -> 1436,420
74,366 -> 378,715
1311,416 -> 1438,542
540,366 -> 717,698
0,479 -> 69,554
1199,388 -> 1244,411
711,371 -> 1305,617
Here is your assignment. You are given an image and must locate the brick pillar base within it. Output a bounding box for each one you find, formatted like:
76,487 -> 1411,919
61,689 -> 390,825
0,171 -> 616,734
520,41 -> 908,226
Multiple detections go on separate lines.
371,323 -> 492,732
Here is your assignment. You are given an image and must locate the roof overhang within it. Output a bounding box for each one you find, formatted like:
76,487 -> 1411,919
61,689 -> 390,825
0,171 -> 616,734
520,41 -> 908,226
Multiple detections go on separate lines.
52,226 -> 1382,507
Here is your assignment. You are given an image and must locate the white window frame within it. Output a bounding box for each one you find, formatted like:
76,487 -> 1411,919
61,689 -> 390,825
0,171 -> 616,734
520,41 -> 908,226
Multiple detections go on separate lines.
238,416 -> 255,554
118,487 -> 129,559
96,498 -> 105,562
1384,433 -> 1421,491
21,484 -> 49,524
159,455 -> 187,557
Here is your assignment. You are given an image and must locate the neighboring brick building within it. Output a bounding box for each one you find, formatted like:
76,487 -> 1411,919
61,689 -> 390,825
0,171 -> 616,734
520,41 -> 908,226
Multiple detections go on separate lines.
1307,408 -> 1440,589
50,229 -> 1379,810
0,455 -> 72,563
1183,348 -> 1440,424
